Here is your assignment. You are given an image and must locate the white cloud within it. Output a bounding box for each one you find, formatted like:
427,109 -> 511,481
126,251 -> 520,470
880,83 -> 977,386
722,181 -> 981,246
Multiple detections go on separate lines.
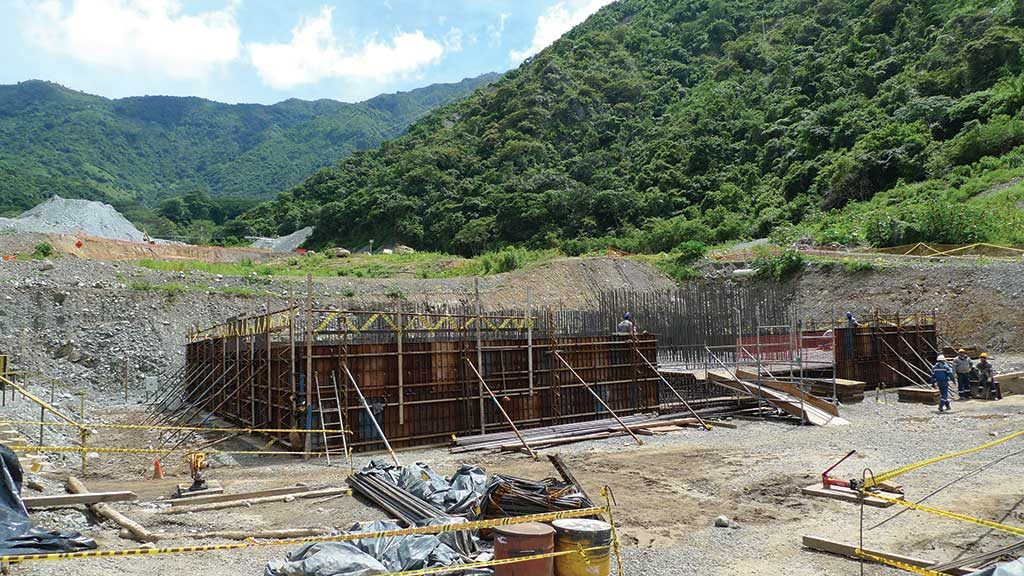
443,27 -> 463,53
248,6 -> 444,90
510,0 -> 614,62
487,12 -> 508,47
23,0 -> 241,80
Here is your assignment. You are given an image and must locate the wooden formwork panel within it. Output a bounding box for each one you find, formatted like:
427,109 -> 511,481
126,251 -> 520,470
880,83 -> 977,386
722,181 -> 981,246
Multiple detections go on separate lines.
187,334 -> 660,452
834,324 -> 937,387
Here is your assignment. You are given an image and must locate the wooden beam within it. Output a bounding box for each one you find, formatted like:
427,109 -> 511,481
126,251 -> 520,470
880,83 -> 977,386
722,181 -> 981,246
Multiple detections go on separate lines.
67,476 -> 157,543
169,484 -> 319,506
800,484 -> 899,508
160,487 -> 348,514
801,535 -> 974,576
24,491 -> 137,508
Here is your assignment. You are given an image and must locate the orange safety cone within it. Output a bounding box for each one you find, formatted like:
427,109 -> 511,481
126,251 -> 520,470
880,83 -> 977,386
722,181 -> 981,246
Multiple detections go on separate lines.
152,459 -> 164,480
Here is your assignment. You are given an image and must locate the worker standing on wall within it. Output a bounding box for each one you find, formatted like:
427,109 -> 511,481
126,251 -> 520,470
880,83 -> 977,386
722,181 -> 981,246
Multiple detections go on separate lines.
953,349 -> 974,399
616,312 -> 637,336
931,354 -> 955,412
843,311 -> 860,358
976,353 -> 1002,400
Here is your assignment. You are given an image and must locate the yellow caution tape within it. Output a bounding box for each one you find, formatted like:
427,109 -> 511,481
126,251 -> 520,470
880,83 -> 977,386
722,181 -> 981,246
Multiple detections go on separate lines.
868,492 -> 1024,538
0,419 -> 349,435
0,506 -> 606,564
854,549 -> 945,576
8,444 -> 336,457
862,429 -> 1024,489
390,545 -> 605,576
0,376 -> 83,430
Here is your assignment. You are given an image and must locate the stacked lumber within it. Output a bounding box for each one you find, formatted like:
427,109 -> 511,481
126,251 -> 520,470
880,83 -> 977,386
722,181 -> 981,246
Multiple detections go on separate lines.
896,387 -> 940,404
704,371 -> 848,426
734,370 -> 865,403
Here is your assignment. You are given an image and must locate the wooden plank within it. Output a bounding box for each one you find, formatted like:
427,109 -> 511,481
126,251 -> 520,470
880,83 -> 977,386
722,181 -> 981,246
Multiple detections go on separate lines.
161,487 -> 347,514
705,372 -> 847,426
896,387 -> 939,404
169,484 -> 316,506
801,535 -> 975,576
800,484 -> 898,508
757,380 -> 840,417
24,491 -> 137,508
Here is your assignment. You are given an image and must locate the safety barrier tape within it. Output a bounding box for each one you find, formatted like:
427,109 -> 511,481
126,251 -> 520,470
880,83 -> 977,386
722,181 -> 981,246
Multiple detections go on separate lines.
8,444 -> 336,457
854,549 -> 945,576
862,429 -> 1024,489
0,506 -> 606,564
868,492 -> 1024,538
0,375 -> 83,430
0,419 -> 349,435
388,545 -> 606,576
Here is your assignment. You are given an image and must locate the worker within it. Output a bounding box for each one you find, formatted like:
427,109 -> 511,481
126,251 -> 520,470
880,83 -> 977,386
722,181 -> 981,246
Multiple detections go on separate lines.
616,312 -> 636,336
931,355 -> 955,412
976,353 -> 1002,400
843,312 -> 860,358
953,349 -> 973,399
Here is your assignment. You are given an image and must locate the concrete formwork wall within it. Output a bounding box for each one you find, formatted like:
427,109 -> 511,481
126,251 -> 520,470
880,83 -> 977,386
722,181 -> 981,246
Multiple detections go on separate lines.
834,323 -> 937,387
185,333 -> 659,452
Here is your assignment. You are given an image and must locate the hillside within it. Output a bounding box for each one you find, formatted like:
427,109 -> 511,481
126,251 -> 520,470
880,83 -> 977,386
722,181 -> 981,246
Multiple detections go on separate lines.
236,0 -> 1024,253
0,73 -> 499,218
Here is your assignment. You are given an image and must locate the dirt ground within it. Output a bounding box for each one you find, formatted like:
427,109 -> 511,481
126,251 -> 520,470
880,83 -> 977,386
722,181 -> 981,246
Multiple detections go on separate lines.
14,391 -> 1024,576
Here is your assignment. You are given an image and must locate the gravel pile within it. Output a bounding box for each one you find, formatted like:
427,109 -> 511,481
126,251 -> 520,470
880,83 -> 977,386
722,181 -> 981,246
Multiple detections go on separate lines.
250,226 -> 313,252
0,196 -> 146,242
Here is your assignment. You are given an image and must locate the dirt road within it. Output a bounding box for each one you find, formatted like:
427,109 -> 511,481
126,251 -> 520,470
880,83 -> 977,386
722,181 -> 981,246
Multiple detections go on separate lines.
17,393 -> 1024,576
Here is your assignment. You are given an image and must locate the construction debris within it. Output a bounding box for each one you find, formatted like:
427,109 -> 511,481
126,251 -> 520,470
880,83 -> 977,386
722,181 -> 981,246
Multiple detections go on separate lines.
159,487 -> 348,515
66,476 -> 157,543
23,491 -> 137,509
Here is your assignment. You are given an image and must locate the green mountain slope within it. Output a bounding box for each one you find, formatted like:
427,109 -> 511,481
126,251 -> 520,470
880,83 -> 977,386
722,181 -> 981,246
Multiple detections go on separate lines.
0,74 -> 499,217
244,0 -> 1024,252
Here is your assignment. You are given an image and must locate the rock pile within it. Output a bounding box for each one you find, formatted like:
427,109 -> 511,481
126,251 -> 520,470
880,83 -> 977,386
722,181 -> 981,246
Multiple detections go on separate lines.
0,196 -> 146,242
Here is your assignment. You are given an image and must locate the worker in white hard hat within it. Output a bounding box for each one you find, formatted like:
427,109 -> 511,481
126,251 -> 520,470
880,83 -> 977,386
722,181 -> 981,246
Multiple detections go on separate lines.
931,355 -> 955,412
976,353 -> 1002,400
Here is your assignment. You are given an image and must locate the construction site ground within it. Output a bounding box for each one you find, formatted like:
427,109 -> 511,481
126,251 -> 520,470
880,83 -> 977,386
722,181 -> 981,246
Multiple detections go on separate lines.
18,391 -> 1024,576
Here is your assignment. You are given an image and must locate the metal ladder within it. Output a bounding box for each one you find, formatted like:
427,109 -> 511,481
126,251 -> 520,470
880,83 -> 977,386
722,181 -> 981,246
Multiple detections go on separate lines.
314,372 -> 348,466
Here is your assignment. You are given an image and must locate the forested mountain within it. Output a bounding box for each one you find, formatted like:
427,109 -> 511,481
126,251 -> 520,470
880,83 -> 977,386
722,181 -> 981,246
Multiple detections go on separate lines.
0,74 -> 499,218
236,0 -> 1024,251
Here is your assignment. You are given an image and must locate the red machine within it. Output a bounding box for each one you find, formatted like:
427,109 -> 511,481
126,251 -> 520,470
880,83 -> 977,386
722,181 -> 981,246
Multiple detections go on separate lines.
821,449 -> 862,491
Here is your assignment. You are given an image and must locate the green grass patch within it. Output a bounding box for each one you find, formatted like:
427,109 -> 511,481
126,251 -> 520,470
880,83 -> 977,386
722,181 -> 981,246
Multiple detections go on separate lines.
137,248 -> 561,280
129,281 -> 190,298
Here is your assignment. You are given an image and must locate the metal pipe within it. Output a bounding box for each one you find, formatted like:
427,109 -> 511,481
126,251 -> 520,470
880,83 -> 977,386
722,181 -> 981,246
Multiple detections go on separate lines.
464,358 -> 537,459
551,350 -> 643,446
632,348 -> 710,430
340,363 -> 400,466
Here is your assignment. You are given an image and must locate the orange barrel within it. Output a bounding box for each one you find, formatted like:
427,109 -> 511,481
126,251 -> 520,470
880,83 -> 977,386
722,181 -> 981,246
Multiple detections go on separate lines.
493,522 -> 555,576
551,518 -> 612,576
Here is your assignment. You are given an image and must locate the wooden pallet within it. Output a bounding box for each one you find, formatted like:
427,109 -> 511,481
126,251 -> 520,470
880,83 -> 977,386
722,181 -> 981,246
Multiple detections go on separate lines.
896,387 -> 940,404
800,484 -> 902,508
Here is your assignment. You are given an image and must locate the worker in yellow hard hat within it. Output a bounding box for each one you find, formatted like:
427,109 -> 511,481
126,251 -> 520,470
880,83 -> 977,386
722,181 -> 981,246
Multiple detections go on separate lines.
976,353 -> 1002,400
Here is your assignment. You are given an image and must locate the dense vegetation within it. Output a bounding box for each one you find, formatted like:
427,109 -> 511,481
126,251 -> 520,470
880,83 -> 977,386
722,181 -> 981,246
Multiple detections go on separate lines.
0,74 -> 498,227
232,0 -> 1024,253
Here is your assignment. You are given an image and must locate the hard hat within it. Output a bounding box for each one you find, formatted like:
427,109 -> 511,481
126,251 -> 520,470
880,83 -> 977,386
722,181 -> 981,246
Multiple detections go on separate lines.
936,355 -> 946,362
957,348 -> 966,353
980,352 -> 989,358
846,311 -> 853,318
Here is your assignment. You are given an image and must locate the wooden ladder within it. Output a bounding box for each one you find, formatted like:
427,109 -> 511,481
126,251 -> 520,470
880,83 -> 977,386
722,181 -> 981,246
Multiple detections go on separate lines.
313,372 -> 348,466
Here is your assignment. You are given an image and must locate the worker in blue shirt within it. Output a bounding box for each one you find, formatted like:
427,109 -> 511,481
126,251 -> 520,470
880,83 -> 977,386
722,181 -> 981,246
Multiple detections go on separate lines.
931,355 -> 955,412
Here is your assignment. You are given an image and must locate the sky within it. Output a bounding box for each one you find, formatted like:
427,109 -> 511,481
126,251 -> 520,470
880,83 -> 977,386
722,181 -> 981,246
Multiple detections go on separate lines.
0,0 -> 615,104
